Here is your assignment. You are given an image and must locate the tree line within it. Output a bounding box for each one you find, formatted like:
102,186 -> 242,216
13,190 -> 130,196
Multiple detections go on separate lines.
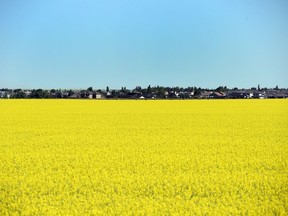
0,84 -> 285,99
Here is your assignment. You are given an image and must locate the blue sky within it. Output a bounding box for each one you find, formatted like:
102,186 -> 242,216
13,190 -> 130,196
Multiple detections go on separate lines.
0,0 -> 287,89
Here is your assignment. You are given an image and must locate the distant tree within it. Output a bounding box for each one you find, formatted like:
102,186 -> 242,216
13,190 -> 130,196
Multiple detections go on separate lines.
30,89 -> 35,98
194,87 -> 201,96
13,89 -> 21,93
216,86 -> 223,92
87,87 -> 93,91
30,89 -> 39,98
147,85 -> 151,93
106,86 -> 109,93
135,86 -> 141,91
43,90 -> 49,98
3,91 -> 7,98
68,89 -> 74,97
111,90 -> 118,98
12,89 -> 27,98
120,87 -> 127,92
55,90 -> 63,98
257,84 -> 261,91
215,86 -> 227,92
154,86 -> 165,98
174,86 -> 180,92
158,89 -> 166,98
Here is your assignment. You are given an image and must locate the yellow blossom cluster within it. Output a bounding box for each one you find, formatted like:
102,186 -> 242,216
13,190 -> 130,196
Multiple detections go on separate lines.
0,99 -> 287,215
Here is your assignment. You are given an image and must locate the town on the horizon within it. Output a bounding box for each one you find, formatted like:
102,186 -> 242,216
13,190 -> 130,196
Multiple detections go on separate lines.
1,85 -> 288,99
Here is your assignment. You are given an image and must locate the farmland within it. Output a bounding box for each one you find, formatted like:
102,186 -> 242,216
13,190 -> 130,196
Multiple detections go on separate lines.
0,99 -> 287,215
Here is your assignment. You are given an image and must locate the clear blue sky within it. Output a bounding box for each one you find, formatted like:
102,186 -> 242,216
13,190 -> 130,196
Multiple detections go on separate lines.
0,0 -> 287,89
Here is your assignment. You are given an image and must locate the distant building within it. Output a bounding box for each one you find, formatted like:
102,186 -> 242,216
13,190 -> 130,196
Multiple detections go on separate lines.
209,92 -> 226,99
0,91 -> 5,98
252,92 -> 265,99
200,91 -> 213,98
93,92 -> 105,99
228,92 -> 249,99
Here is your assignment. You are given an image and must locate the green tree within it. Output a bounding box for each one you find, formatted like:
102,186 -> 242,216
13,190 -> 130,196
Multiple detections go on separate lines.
30,89 -> 44,98
147,85 -> 151,93
68,89 -> 74,97
13,89 -> 26,98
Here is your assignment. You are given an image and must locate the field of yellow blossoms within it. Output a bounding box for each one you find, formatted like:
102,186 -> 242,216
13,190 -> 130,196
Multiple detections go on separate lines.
0,99 -> 287,215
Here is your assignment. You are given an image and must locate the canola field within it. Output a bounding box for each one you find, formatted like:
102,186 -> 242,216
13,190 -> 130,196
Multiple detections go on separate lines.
0,99 -> 287,215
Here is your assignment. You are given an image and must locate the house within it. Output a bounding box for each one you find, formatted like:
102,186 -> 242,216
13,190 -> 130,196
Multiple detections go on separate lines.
143,93 -> 156,99
0,91 -> 5,98
68,93 -> 80,99
200,91 -> 213,99
79,90 -> 93,99
168,91 -> 179,98
209,92 -> 226,99
24,90 -> 32,97
228,91 -> 249,99
252,92 -> 266,99
123,92 -> 139,99
178,91 -> 193,99
266,90 -> 288,98
275,92 -> 288,98
93,92 -> 105,99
